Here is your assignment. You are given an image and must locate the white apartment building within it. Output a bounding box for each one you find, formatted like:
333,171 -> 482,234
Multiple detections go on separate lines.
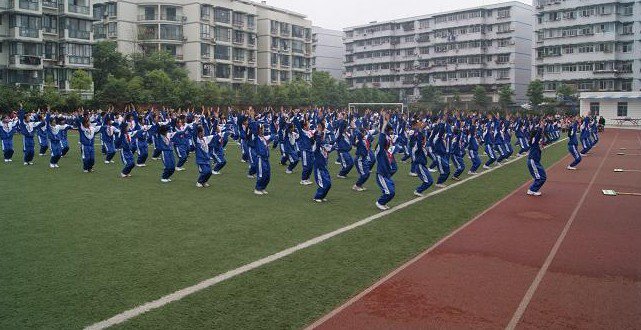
93,0 -> 312,86
0,0 -> 94,94
343,1 -> 534,105
534,0 -> 641,97
312,26 -> 344,80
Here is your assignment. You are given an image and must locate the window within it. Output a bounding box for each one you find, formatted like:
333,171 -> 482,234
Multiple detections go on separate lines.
214,45 -> 229,60
202,63 -> 212,76
621,23 -> 633,35
201,43 -> 210,57
215,27 -> 230,42
200,24 -> 210,39
215,63 -> 230,79
621,43 -> 633,53
214,8 -> 230,24
622,81 -> 632,91
562,64 -> 576,72
617,102 -> 628,117
589,102 -> 600,116
496,54 -> 510,63
66,43 -> 92,64
200,5 -> 211,20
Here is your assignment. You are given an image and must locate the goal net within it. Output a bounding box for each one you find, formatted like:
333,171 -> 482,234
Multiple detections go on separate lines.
348,103 -> 405,114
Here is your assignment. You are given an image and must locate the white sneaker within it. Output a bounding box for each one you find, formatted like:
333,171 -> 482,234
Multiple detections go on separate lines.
435,183 -> 447,188
254,189 -> 264,195
212,170 -> 221,175
247,174 -> 256,179
352,185 -> 365,192
104,160 -> 110,164
314,199 -> 323,203
409,172 -> 418,177
285,169 -> 293,174
527,190 -> 542,196
567,166 -> 577,170
414,191 -> 424,197
54,164 -> 59,168
151,157 -> 158,161
452,176 -> 461,181
204,183 -> 210,187
50,164 -> 56,168
24,162 -> 29,165
428,168 -> 437,173
496,162 -> 503,166
121,173 -> 128,178
196,182 -> 204,188
176,167 -> 185,171
261,190 -> 268,195
7,159 -> 12,162
28,162 -> 34,165
300,180 -> 312,185
467,171 -> 477,175
376,202 -> 389,211
161,179 -> 170,183
337,175 -> 347,179
240,159 -> 247,163
483,165 -> 491,169
110,161 -> 115,163
136,163 -> 146,167
334,161 -> 341,165
83,170 -> 89,173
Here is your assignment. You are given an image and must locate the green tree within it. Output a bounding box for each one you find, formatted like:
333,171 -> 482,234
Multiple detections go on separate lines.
132,51 -> 188,82
97,77 -> 131,105
498,85 -> 514,112
527,80 -> 545,109
173,79 -> 202,108
144,70 -> 175,105
236,83 -> 257,106
419,85 -> 444,112
201,82 -> 221,107
127,76 -> 150,105
70,70 -> 93,91
556,83 -> 577,100
472,86 -> 491,111
255,85 -> 274,108
93,41 -> 131,90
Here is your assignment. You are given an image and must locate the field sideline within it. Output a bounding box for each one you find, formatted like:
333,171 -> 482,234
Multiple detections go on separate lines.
0,135 -> 567,329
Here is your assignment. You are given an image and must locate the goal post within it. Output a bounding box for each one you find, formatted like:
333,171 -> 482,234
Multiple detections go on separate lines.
348,103 -> 406,114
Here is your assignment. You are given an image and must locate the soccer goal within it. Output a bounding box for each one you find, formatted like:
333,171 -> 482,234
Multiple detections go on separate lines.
348,103 -> 406,114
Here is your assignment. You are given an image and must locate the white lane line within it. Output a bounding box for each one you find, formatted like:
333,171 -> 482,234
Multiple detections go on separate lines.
505,133 -> 617,330
86,139 -> 567,330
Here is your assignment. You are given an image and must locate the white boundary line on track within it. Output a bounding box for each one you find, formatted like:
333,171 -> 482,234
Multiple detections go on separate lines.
85,138 -> 568,330
505,133 -> 617,330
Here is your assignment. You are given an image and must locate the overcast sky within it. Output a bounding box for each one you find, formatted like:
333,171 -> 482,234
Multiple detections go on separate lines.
260,0 -> 531,30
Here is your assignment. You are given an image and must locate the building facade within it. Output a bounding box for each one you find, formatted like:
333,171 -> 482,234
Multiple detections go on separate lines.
311,26 -> 344,80
579,92 -> 641,121
93,0 -> 312,86
343,1 -> 534,105
0,0 -> 94,95
534,0 -> 641,97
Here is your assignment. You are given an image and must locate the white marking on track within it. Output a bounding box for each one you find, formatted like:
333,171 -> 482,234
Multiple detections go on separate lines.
86,140 -> 567,330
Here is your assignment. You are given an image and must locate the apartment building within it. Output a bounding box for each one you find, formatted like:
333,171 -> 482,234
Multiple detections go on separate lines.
534,0 -> 641,97
343,2 -> 534,105
312,26 -> 344,80
93,0 -> 312,86
0,0 -> 94,95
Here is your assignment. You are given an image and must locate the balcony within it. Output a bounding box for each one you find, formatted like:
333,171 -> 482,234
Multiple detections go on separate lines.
66,29 -> 92,41
41,0 -> 57,9
11,27 -> 42,40
160,13 -> 185,22
232,20 -> 244,28
138,14 -> 158,21
18,0 -> 39,11
64,55 -> 93,66
9,55 -> 44,69
68,3 -> 90,15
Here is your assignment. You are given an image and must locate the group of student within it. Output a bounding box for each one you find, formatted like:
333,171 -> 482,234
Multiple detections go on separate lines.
1,104 -> 596,210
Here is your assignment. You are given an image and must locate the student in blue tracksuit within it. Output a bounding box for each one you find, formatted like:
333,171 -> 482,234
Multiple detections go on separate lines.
36,120 -> 49,156
194,126 -> 214,187
450,127 -> 466,180
293,115 -> 314,185
45,114 -> 72,168
283,122 -> 299,174
514,118 -> 529,155
208,122 -> 227,175
251,119 -> 274,195
410,119 -> 433,197
312,121 -> 333,202
173,118 -> 191,171
18,110 -> 44,165
157,125 -> 177,183
579,116 -> 592,155
60,127 -> 70,157
101,116 -> 117,164
467,124 -> 482,174
482,119 -> 496,168
375,113 -> 397,210
335,117 -> 354,178
118,120 -> 142,178
432,121 -> 450,187
567,118 -> 582,170
1,114 -> 19,162
77,116 -> 102,172
526,121 -> 546,196
493,120 -> 507,164
352,121 -> 373,192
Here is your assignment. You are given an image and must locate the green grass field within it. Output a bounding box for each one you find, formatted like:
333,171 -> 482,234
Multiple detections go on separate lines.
0,135 -> 567,329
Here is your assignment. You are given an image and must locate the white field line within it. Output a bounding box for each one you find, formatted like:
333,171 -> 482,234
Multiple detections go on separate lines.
85,139 -> 567,330
505,133 -> 616,330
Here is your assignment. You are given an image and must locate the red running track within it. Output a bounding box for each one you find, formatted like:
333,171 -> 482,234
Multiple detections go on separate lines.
309,129 -> 641,330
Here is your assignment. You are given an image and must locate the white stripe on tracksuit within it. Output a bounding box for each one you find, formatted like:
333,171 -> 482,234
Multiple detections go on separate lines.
378,174 -> 390,194
530,159 -> 540,179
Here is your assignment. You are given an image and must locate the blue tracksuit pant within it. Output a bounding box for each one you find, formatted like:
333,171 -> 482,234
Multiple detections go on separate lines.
314,167 -> 332,200
527,158 -> 547,192
376,173 -> 395,205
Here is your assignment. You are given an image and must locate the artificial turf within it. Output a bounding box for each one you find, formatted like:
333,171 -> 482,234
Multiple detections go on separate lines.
0,134 -> 567,329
